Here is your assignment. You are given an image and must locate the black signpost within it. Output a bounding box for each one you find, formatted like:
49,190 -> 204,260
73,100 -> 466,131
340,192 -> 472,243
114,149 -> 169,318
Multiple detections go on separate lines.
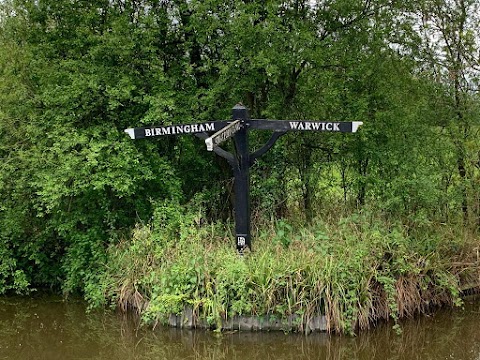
125,104 -> 363,254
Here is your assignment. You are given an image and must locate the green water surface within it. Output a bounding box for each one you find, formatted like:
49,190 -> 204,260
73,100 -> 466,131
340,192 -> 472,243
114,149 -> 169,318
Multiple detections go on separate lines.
1,295 -> 479,360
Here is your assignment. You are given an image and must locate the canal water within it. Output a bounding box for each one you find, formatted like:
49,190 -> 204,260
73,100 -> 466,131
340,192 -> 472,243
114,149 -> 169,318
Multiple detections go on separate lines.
1,295 -> 479,360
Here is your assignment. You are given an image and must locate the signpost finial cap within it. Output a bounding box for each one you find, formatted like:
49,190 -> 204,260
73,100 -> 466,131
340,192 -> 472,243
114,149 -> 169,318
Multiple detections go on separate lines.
232,103 -> 249,121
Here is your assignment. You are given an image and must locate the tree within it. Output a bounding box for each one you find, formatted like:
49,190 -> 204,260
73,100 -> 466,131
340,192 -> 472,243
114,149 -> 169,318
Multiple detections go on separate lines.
412,0 -> 480,224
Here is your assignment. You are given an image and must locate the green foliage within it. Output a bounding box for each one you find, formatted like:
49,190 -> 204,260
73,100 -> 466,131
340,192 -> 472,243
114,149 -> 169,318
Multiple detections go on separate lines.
0,243 -> 30,295
272,220 -> 294,248
0,0 -> 185,293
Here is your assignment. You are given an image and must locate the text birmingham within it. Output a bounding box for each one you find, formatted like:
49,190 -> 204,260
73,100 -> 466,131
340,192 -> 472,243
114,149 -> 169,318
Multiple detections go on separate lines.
144,123 -> 216,136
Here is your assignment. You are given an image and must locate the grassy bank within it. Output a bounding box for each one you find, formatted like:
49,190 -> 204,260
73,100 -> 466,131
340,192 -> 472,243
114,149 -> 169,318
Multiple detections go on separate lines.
85,208 -> 480,334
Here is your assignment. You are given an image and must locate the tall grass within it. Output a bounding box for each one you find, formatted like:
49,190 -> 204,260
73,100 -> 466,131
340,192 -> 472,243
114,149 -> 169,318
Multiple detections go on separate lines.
85,208 -> 480,334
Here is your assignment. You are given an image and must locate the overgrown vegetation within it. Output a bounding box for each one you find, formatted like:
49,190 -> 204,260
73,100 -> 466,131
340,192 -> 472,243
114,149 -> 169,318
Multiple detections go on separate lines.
85,203 -> 479,334
1,0 -> 480,334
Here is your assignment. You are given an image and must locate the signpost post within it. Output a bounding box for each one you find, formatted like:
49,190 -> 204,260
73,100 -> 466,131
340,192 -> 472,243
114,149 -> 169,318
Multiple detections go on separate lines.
125,104 -> 363,253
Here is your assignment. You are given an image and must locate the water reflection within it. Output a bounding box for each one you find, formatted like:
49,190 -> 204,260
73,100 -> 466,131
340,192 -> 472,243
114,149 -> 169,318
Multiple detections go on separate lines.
1,295 -> 479,360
